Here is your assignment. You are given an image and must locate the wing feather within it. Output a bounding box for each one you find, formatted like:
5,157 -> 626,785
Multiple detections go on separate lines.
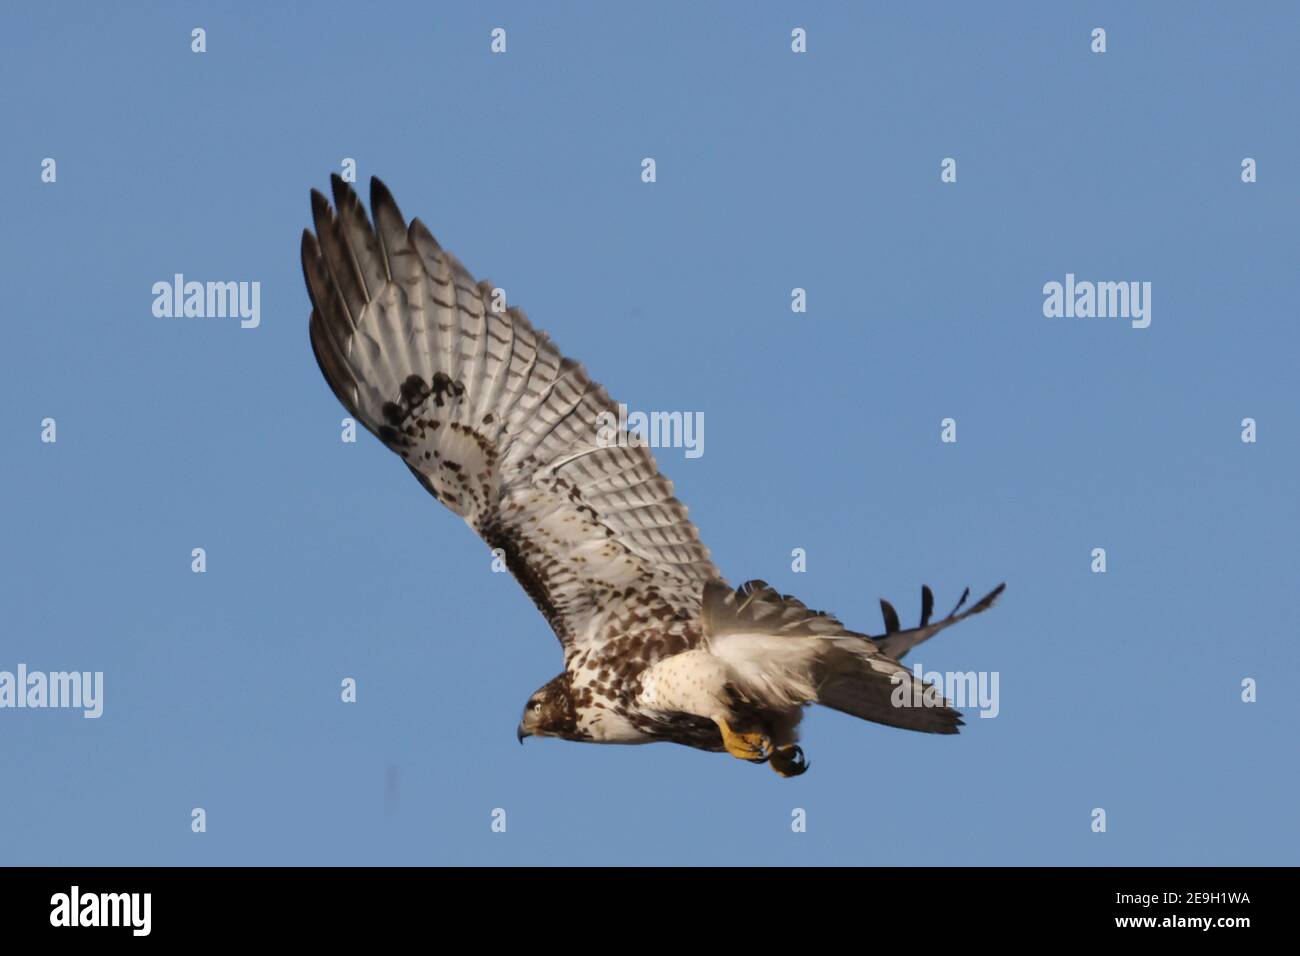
303,176 -> 721,654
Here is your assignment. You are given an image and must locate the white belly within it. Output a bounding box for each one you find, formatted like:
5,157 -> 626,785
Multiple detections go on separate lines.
578,705 -> 651,743
638,649 -> 732,718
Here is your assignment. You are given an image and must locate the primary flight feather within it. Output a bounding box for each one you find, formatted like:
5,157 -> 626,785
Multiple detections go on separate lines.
302,175 -> 1004,776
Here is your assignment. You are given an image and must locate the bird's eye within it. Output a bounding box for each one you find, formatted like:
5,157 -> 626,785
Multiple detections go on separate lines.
531,702 -> 543,714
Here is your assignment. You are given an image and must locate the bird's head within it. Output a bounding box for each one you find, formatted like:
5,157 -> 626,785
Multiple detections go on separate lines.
517,673 -> 578,743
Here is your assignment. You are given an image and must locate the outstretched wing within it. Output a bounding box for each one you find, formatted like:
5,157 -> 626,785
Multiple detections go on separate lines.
302,176 -> 721,656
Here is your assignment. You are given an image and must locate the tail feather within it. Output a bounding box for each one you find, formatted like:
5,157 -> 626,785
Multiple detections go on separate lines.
872,583 -> 1005,661
702,579 -> 1002,734
815,642 -> 963,735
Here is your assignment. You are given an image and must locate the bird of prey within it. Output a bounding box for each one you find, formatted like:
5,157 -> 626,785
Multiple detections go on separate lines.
302,176 -> 1004,777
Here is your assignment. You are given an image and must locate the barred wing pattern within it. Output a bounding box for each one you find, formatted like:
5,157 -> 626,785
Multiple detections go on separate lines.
301,177 -> 721,655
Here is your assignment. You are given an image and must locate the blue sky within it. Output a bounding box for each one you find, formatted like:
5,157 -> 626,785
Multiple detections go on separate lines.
2,1 -> 1297,865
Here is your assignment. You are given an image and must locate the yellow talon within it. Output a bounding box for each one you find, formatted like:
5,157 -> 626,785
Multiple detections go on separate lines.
769,745 -> 810,778
712,715 -> 772,762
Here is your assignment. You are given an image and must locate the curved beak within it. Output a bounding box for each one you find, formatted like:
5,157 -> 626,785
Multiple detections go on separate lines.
516,723 -> 529,745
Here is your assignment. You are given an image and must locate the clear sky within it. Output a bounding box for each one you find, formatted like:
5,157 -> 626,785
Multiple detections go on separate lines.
2,1 -> 1296,865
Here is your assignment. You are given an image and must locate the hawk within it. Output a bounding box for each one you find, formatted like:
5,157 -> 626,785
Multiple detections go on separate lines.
302,176 -> 1004,777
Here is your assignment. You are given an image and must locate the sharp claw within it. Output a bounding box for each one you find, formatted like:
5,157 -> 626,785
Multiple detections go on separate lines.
770,744 -> 811,777
712,716 -> 773,762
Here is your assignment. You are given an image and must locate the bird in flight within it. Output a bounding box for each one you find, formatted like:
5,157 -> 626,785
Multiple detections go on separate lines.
302,176 -> 1004,777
